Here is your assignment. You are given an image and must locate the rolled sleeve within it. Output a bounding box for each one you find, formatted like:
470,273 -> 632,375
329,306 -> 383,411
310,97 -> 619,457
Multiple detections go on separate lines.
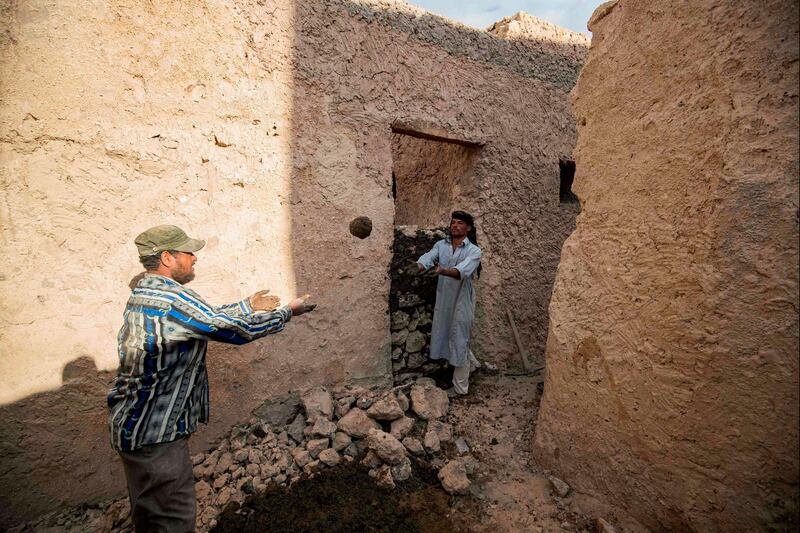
417,241 -> 443,270
454,246 -> 482,279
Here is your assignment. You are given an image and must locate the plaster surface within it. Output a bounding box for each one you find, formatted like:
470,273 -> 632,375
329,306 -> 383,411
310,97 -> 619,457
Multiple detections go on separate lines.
0,0 -> 586,524
534,1 -> 800,530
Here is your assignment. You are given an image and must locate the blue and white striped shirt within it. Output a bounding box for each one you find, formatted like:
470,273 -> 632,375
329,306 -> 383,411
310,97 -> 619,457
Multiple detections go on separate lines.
107,274 -> 291,452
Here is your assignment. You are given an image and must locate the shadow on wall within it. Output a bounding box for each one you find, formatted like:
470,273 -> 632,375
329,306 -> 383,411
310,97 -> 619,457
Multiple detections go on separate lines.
0,357 -> 122,527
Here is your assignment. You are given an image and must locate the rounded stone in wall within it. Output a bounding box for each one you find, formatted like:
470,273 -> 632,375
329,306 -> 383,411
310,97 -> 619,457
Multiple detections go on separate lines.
349,216 -> 373,239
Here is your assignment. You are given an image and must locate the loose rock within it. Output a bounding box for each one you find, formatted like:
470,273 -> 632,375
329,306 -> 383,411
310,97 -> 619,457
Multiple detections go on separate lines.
291,449 -> 312,468
286,413 -> 307,444
424,430 -> 441,453
306,438 -> 329,459
438,460 -> 470,495
391,456 -> 413,482
367,396 -> 404,420
214,452 -> 234,475
361,449 -> 383,469
337,407 -> 381,438
396,392 -> 410,412
366,428 -> 407,465
253,392 -> 301,426
332,431 -> 352,451
301,387 -> 333,423
427,420 -> 453,442
370,464 -> 396,488
550,476 -> 571,497
410,384 -> 449,420
595,518 -> 618,533
391,311 -> 410,331
310,417 -> 338,437
335,396 -> 354,418
318,448 -> 341,467
402,436 -> 425,456
390,416 -> 415,440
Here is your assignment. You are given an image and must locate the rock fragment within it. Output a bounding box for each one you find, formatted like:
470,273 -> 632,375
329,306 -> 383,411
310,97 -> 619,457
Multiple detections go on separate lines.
550,476 -> 571,497
335,396 -> 354,418
405,331 -> 426,353
396,392 -> 410,412
424,430 -> 441,453
310,417 -> 338,437
455,437 -> 470,455
286,413 -> 307,444
367,396 -> 404,420
253,392 -> 301,426
369,464 -> 395,488
390,416 -> 415,440
595,518 -> 618,533
361,449 -> 383,469
410,384 -> 449,420
391,311 -> 410,331
427,420 -> 453,442
214,452 -> 233,475
391,456 -> 413,482
337,407 -> 381,438
301,387 -> 333,422
402,436 -> 425,456
318,448 -> 341,467
366,428 -> 407,465
332,431 -> 352,451
438,460 -> 470,495
291,448 -> 312,468
306,438 -> 329,459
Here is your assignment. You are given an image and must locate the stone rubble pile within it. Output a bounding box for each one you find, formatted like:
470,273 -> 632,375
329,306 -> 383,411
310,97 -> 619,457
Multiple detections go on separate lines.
28,376 -> 476,532
189,377 -> 477,528
389,226 -> 448,383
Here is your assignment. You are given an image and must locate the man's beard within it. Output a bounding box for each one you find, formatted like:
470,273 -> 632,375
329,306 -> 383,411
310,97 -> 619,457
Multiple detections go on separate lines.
171,267 -> 195,285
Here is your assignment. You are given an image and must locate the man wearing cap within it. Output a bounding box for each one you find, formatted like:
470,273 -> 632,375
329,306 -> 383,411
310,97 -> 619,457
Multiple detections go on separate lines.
107,225 -> 314,532
416,211 -> 482,397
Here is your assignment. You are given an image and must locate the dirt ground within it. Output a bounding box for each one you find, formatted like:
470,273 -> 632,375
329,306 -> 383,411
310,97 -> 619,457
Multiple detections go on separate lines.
213,369 -> 645,533
444,372 -> 591,533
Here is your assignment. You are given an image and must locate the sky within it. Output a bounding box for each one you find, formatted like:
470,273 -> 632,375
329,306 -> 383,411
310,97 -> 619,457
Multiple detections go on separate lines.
407,0 -> 603,35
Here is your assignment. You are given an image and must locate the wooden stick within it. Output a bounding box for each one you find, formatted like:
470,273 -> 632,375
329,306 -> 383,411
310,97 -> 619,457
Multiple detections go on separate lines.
506,308 -> 533,372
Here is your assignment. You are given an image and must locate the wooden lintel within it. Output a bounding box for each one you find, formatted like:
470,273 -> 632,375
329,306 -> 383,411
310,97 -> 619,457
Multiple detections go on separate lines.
391,121 -> 484,147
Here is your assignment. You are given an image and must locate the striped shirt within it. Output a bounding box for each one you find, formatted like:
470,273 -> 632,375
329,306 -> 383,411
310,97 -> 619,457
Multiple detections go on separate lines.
107,274 -> 291,452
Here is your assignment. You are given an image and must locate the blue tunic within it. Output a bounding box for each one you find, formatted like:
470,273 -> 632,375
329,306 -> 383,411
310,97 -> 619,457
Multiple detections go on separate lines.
417,237 -> 482,367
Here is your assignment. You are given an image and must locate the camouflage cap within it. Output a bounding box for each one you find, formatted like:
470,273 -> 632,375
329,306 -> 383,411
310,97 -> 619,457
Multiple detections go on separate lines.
134,225 -> 206,257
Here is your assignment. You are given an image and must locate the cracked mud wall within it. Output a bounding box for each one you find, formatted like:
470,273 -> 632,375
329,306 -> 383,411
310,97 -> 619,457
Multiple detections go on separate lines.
534,1 -> 800,531
0,0 -> 586,524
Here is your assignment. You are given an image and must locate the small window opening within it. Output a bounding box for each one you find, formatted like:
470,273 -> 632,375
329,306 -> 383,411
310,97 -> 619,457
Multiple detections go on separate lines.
559,158 -> 578,204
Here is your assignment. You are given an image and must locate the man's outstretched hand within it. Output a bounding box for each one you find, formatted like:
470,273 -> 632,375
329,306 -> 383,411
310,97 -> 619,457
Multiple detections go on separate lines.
249,290 -> 281,312
290,294 -> 317,316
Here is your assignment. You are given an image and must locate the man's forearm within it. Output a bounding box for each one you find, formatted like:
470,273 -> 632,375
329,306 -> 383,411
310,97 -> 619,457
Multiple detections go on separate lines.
439,267 -> 461,279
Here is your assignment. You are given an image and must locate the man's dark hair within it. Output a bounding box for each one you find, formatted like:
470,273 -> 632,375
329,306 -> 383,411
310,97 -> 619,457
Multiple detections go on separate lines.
450,210 -> 482,279
139,250 -> 179,271
139,254 -> 162,270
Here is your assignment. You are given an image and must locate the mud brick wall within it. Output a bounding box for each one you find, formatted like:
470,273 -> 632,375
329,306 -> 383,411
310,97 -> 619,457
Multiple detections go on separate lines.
0,0 -> 585,524
534,1 -> 800,531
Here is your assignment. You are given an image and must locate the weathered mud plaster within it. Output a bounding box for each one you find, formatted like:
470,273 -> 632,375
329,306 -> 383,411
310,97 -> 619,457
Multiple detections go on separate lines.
535,1 -> 799,531
0,0 -> 586,524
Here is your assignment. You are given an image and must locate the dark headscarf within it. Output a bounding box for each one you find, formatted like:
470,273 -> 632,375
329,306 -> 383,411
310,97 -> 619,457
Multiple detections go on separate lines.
450,210 -> 481,279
